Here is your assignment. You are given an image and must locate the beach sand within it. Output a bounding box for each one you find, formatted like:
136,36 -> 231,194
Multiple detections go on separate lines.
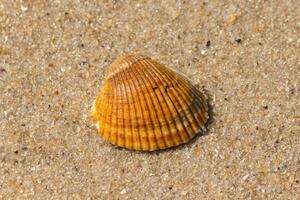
0,0 -> 299,199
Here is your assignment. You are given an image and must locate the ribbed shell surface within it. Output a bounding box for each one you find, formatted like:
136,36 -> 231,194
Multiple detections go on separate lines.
91,54 -> 208,151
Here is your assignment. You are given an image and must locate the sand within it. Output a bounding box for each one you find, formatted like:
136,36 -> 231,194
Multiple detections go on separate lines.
0,0 -> 299,199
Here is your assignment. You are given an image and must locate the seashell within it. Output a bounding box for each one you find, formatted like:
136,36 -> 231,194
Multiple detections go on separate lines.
91,54 -> 209,151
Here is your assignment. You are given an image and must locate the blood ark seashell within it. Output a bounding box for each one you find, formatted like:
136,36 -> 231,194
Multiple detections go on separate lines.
91,54 -> 208,151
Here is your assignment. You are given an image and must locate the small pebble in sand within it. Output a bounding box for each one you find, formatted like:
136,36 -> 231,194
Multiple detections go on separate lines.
120,188 -> 127,194
0,47 -> 9,55
228,14 -> 238,24
206,40 -> 211,47
20,6 -> 28,12
181,190 -> 188,196
235,38 -> 242,43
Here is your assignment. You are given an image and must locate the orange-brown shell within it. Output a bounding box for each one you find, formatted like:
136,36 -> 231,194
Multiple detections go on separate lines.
91,54 -> 208,151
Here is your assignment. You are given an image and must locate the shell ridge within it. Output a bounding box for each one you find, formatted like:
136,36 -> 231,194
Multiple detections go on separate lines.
141,58 -> 185,143
135,62 -> 174,149
179,84 -> 207,125
135,62 -> 170,148
168,78 -> 206,133
159,65 -> 207,127
124,69 -> 143,150
168,72 -> 208,123
131,65 -> 161,150
114,76 -> 120,146
106,61 -> 129,81
106,56 -> 151,81
115,72 -> 124,147
178,87 -> 202,133
175,80 -> 208,130
143,59 -> 195,139
105,78 -> 115,142
161,87 -> 188,142
151,85 -> 177,147
190,88 -> 208,124
118,68 -> 134,149
110,76 -> 119,144
148,60 -> 207,137
118,69 -> 137,149
127,55 -> 150,66
140,61 -> 181,144
137,63 -> 168,147
149,61 -> 200,137
195,86 -> 209,113
96,85 -> 112,137
126,68 -> 151,150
